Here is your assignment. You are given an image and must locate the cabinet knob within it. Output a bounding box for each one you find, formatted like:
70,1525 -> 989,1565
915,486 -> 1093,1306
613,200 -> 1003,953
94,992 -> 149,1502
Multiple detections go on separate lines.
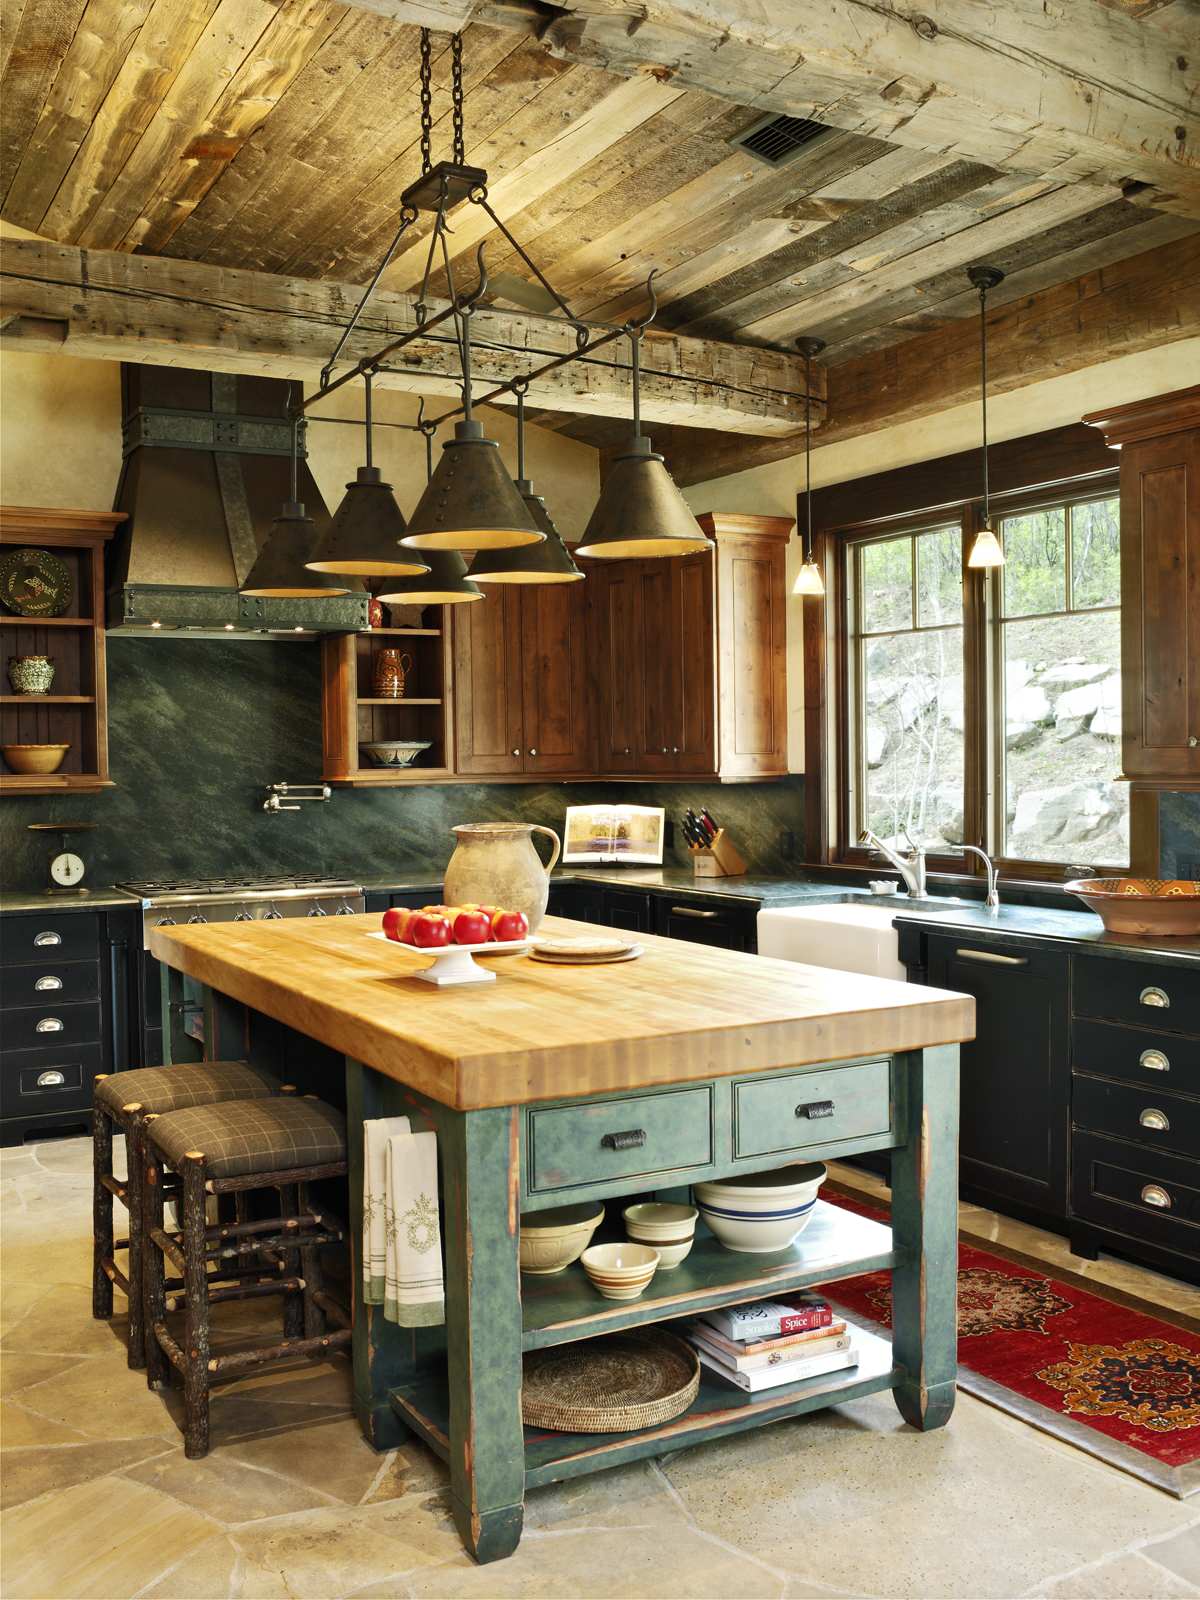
1139,986 -> 1169,1009
33,930 -> 62,948
36,1017 -> 64,1033
661,746 -> 668,754
1138,1107 -> 1170,1132
1141,1184 -> 1172,1209
673,747 -> 679,754
36,1070 -> 66,1088
1139,1048 -> 1170,1072
528,748 -> 537,756
34,975 -> 63,992
1189,735 -> 1198,747
796,1100 -> 835,1120
623,747 -> 630,755
601,1128 -> 646,1151
511,748 -> 520,757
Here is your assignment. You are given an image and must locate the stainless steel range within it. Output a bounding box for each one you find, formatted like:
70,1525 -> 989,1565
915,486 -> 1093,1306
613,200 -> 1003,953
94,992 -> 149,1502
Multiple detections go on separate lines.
118,874 -> 366,950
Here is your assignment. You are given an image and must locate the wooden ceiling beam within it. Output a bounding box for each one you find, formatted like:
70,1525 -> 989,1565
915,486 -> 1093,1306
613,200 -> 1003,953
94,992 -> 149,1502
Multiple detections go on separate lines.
0,234 -> 822,434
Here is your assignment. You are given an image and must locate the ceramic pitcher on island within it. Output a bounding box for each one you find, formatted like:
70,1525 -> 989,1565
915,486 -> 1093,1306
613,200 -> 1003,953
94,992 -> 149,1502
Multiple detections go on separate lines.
444,822 -> 561,931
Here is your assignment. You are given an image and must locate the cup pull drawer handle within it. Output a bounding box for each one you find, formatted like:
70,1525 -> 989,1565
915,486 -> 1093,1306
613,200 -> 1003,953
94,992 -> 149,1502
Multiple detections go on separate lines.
671,907 -> 719,920
33,931 -> 62,948
35,1017 -> 64,1033
601,1129 -> 646,1151
1139,986 -> 1169,1008
796,1100 -> 835,1120
35,1070 -> 66,1088
1141,1184 -> 1172,1210
1139,1049 -> 1170,1072
34,975 -> 63,991
1139,1108 -> 1170,1132
954,948 -> 1028,966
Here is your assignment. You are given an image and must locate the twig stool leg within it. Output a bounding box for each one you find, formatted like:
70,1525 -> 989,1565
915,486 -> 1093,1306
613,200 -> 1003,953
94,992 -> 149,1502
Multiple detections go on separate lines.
298,1180 -> 326,1341
123,1106 -> 146,1369
92,1102 -> 114,1321
279,1184 -> 305,1340
182,1152 -> 212,1459
144,1120 -> 170,1392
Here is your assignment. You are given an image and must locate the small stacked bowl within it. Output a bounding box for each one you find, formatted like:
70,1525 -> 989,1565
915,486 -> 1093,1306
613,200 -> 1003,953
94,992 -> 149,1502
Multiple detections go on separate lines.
694,1163 -> 827,1253
519,1202 -> 604,1275
623,1202 -> 698,1270
580,1242 -> 660,1300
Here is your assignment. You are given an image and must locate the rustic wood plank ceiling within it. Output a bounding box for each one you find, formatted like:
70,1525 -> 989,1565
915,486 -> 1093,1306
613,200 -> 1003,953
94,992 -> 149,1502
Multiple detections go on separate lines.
1,0 -> 1196,453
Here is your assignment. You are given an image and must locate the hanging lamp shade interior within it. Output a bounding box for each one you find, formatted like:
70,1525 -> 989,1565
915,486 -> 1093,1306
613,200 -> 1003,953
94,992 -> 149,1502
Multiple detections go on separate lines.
400,420 -> 544,551
470,481 -> 583,584
793,558 -> 825,596
967,521 -> 1005,568
574,437 -> 712,559
242,503 -> 352,598
375,545 -> 483,606
306,467 -> 429,576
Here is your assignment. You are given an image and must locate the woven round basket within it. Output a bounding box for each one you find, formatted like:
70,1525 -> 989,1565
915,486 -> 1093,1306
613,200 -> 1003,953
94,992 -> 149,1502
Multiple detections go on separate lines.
521,1328 -> 700,1434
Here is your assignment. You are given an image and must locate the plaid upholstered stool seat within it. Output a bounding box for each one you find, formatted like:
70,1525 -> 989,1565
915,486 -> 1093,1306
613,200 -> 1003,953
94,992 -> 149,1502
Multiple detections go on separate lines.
142,1094 -> 351,1458
92,1061 -> 281,1370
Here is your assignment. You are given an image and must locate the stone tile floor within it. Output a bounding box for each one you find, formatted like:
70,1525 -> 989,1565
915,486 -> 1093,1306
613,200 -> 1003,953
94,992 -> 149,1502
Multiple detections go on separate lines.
1,1137 -> 1197,1600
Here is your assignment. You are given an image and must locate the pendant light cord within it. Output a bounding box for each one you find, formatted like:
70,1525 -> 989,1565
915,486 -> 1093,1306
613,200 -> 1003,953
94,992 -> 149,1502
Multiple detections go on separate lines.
513,380 -> 528,480
630,330 -> 642,440
363,369 -> 373,470
804,349 -> 813,562
978,278 -> 990,526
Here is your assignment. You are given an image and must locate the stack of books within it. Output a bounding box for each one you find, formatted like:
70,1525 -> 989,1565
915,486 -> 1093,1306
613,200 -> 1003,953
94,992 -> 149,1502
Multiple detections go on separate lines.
685,1294 -> 859,1393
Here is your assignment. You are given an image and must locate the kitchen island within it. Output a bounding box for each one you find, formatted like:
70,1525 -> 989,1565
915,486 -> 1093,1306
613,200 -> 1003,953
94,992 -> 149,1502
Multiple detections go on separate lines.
151,913 -> 974,1564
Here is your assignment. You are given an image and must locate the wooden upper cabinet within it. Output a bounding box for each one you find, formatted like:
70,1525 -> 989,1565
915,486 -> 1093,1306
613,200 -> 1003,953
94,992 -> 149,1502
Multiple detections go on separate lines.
522,581 -> 592,776
588,561 -> 643,773
1084,387 -> 1200,788
703,512 -> 790,779
453,587 -> 526,775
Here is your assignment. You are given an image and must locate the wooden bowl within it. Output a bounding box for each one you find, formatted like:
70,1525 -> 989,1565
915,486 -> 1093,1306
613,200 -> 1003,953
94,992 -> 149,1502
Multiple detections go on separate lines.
1064,878 -> 1200,936
2,742 -> 69,774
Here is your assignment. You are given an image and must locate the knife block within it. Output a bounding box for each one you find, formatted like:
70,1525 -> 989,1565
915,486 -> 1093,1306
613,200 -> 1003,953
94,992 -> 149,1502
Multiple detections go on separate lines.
689,829 -> 747,878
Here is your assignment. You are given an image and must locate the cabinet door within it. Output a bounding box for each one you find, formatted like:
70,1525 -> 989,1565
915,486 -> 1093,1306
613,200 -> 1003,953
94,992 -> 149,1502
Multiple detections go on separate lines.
453,588 -> 524,774
522,582 -> 591,775
637,563 -> 679,772
657,895 -> 755,950
715,533 -> 787,777
600,888 -> 655,933
926,934 -> 1069,1219
674,553 -> 716,772
590,563 -> 644,772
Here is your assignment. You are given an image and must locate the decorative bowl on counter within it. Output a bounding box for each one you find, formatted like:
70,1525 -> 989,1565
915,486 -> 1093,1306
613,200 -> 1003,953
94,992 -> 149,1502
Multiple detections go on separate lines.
1064,878 -> 1200,936
694,1162 -> 827,1254
580,1241 -> 660,1300
519,1202 -> 604,1276
360,739 -> 432,769
1,742 -> 70,775
623,1202 -> 697,1270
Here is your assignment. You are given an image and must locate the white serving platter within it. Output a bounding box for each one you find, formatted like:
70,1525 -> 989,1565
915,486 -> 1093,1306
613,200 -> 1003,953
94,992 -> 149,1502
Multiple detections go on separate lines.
365,928 -> 532,985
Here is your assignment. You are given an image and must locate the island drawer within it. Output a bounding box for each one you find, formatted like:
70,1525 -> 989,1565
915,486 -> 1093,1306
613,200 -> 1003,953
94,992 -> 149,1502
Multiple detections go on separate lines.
0,914 -> 100,967
0,1043 -> 104,1119
1073,956 -> 1200,1036
1072,1072 -> 1199,1161
526,1085 -> 714,1195
1070,1130 -> 1199,1258
0,1000 -> 102,1056
733,1060 -> 893,1160
0,960 -> 101,1011
1072,1018 -> 1197,1094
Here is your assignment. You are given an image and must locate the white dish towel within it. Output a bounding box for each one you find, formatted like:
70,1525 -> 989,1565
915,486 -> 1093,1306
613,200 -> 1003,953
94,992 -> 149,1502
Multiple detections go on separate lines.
384,1127 -> 445,1327
362,1116 -> 411,1304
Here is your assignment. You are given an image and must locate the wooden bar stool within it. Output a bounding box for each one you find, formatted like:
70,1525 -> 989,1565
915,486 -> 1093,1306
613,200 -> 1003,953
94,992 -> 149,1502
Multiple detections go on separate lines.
92,1062 -> 282,1369
142,1094 -> 351,1458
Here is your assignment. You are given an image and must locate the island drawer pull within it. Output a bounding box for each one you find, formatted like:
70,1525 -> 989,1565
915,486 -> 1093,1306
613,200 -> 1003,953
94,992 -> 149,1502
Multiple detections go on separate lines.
601,1129 -> 646,1151
796,1100 -> 835,1120
671,906 -> 719,920
35,1017 -> 64,1034
1138,1107 -> 1170,1132
954,948 -> 1027,966
34,975 -> 63,991
33,930 -> 62,948
35,1070 -> 66,1089
1141,1185 -> 1172,1210
1139,986 -> 1169,1009
1139,1048 -> 1170,1072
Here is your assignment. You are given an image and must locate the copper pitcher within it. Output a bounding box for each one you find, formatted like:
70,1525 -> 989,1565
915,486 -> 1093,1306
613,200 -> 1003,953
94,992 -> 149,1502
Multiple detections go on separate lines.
372,648 -> 413,699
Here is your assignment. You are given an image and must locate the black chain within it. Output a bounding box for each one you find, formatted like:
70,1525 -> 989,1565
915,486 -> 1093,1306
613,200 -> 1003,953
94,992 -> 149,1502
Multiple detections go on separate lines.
419,28 -> 432,175
451,31 -> 464,165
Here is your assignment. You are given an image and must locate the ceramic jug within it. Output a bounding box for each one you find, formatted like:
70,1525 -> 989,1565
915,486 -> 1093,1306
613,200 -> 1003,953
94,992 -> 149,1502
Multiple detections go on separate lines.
373,648 -> 412,698
444,823 -> 562,931
8,655 -> 55,695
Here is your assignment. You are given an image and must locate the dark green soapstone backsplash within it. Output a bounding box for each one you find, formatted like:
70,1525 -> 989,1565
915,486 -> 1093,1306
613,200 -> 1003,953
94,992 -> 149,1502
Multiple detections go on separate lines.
0,639 -> 806,890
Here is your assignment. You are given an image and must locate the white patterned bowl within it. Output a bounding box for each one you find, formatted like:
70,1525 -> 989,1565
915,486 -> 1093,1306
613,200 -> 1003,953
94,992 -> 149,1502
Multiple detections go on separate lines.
519,1203 -> 604,1276
694,1163 -> 826,1254
581,1242 -> 659,1300
623,1202 -> 697,1245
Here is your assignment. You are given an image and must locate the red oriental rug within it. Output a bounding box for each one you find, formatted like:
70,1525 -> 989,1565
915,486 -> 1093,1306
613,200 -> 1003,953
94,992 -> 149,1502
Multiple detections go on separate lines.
827,1187 -> 1200,1499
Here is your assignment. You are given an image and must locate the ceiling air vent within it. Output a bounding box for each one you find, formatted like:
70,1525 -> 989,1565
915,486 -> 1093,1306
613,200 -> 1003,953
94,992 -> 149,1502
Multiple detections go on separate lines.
730,114 -> 832,168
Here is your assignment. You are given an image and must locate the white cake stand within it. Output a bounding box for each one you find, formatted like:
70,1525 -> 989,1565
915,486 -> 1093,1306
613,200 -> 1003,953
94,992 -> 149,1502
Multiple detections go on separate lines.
365,929 -> 532,986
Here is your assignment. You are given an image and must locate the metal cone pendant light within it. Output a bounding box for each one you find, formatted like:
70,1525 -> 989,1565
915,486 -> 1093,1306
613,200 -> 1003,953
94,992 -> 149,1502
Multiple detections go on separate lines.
242,417 -> 351,598
376,423 -> 483,606
966,264 -> 1006,570
470,391 -> 582,584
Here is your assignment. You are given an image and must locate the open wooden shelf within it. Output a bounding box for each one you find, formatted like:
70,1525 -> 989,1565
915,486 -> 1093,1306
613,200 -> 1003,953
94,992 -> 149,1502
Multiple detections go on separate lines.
0,694 -> 95,705
355,697 -> 442,706
364,626 -> 442,637
0,614 -> 95,627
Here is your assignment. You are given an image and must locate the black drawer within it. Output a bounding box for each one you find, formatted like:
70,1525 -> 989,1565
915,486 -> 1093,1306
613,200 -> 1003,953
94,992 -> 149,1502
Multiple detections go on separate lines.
0,1001 -> 103,1055
1073,955 -> 1200,1036
1072,1017 -> 1198,1094
0,913 -> 100,967
0,960 -> 101,1011
0,1042 -> 105,1118
1071,1130 -> 1200,1259
1073,1072 -> 1199,1162
656,894 -> 756,951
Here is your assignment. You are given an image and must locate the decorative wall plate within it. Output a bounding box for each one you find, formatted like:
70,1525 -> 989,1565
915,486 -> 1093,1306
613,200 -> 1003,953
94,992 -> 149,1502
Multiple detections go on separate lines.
0,548 -> 73,617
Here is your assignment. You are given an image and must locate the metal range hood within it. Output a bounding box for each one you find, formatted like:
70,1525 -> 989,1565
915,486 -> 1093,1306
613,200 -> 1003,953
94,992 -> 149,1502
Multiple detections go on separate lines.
109,366 -> 368,636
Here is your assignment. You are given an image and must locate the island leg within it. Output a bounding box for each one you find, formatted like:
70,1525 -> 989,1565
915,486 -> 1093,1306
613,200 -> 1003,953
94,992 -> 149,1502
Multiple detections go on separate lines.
441,1105 -> 525,1565
890,1044 -> 959,1432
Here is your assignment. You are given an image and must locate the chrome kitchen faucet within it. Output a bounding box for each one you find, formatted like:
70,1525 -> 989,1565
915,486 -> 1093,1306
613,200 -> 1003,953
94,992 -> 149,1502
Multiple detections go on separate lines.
861,826 -> 927,899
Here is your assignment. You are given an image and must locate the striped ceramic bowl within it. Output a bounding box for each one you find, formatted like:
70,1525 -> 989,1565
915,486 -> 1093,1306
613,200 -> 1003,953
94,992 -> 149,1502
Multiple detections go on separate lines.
694,1163 -> 827,1254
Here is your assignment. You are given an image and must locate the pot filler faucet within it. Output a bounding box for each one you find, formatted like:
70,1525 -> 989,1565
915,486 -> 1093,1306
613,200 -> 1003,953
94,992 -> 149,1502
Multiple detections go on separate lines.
860,827 -> 927,899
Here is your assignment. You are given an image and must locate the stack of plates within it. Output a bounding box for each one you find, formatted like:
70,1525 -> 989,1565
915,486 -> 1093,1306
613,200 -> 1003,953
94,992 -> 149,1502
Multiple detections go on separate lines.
530,936 -> 644,966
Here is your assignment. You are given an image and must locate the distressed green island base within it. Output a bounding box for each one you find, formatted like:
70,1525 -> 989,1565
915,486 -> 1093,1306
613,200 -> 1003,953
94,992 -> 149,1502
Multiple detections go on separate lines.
153,914 -> 969,1565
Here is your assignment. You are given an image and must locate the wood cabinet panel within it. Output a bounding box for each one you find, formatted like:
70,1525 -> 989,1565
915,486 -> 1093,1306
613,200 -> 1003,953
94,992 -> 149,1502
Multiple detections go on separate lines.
591,563 -> 643,772
522,583 -> 591,775
676,555 -> 716,772
453,589 -> 525,775
717,539 -> 786,776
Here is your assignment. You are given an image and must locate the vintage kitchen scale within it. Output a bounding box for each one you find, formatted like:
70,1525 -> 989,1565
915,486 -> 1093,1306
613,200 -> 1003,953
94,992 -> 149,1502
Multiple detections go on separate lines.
27,821 -> 98,894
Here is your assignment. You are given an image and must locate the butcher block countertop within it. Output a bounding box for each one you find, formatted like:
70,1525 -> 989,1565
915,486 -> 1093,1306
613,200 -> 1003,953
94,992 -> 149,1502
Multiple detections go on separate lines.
151,912 -> 975,1110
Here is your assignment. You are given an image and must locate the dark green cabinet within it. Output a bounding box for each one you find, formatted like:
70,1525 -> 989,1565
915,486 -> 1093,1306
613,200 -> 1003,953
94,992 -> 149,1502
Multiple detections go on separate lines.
655,894 -> 756,951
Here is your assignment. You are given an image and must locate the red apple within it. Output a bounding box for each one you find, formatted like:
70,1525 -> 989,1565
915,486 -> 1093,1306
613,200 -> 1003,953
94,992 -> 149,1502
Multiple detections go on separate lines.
409,912 -> 452,948
453,910 -> 492,945
382,907 -> 412,943
491,909 -> 529,943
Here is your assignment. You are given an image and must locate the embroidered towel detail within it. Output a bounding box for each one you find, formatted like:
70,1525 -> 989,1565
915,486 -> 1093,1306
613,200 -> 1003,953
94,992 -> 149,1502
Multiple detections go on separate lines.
363,1116 -> 411,1304
384,1128 -> 445,1327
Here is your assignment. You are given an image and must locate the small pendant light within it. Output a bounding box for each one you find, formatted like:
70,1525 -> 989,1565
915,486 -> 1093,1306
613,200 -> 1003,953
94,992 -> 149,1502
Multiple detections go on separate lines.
376,421 -> 483,607
469,388 -> 583,584
401,267 -> 542,552
241,415 -> 351,598
575,317 -> 712,560
966,264 -> 1006,569
792,336 -> 826,597
306,371 -> 429,578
